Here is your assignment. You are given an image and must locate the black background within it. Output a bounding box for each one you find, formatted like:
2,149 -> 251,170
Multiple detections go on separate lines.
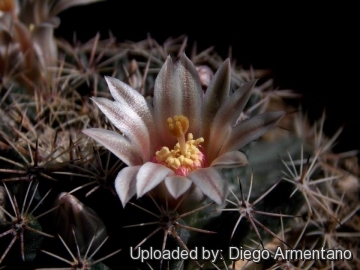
55,1 -> 359,152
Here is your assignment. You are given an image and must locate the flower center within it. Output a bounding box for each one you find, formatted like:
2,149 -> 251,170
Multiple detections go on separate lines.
153,115 -> 206,176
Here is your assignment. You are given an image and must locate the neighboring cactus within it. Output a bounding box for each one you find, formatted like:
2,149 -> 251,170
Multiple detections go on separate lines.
0,0 -> 104,90
0,3 -> 359,270
0,181 -> 54,263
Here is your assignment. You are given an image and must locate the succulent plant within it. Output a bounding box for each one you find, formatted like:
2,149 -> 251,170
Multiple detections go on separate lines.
0,2 -> 359,270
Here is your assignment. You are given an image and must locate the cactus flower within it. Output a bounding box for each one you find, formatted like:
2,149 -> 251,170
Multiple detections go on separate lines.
83,54 -> 284,207
0,0 -> 104,88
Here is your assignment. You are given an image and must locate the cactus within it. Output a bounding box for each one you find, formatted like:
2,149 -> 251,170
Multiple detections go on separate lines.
0,2 -> 359,270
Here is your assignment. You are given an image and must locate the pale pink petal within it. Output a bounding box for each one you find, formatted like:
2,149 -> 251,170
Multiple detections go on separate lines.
173,54 -> 203,137
210,151 -> 248,168
206,80 -> 257,159
153,56 -> 177,147
104,76 -> 158,151
207,124 -> 232,162
91,97 -> 151,161
104,76 -> 154,118
153,54 -> 203,146
136,162 -> 174,198
219,111 -> 285,157
115,165 -> 141,207
164,176 -> 192,199
187,168 -> 228,205
212,80 -> 256,134
82,128 -> 142,166
201,59 -> 231,144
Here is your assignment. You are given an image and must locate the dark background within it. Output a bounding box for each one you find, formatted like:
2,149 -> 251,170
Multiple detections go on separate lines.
55,1 -> 359,153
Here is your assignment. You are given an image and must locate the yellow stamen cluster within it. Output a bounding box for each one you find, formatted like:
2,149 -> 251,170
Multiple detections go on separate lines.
154,115 -> 205,175
155,133 -> 204,173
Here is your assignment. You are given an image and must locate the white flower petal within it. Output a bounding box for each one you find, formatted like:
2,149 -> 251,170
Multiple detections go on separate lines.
219,111 -> 285,157
207,80 -> 256,159
207,123 -> 232,162
201,59 -> 231,144
136,162 -> 174,198
82,128 -> 142,166
219,80 -> 257,126
91,97 -> 151,161
173,54 -> 203,137
105,76 -> 158,151
164,176 -> 192,199
115,165 -> 141,207
153,54 -> 203,146
153,56 -> 178,147
187,167 -> 228,205
210,151 -> 248,168
105,76 -> 146,105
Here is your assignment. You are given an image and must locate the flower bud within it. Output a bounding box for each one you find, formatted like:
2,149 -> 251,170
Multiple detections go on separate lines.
196,65 -> 213,90
53,192 -> 107,255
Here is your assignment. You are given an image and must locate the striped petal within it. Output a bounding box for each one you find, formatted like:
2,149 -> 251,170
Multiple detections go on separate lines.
165,175 -> 192,199
187,167 -> 228,205
218,80 -> 257,126
201,59 -> 231,144
153,56 -> 177,147
105,76 -> 157,151
174,54 -> 203,137
105,76 -> 152,113
207,80 -> 256,159
207,123 -> 232,162
82,128 -> 142,166
219,111 -> 285,157
153,54 -> 203,147
115,165 -> 141,207
210,151 -> 248,168
136,162 -> 174,198
91,97 -> 151,161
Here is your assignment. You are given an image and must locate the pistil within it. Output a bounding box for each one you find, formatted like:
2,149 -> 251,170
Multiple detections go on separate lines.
167,115 -> 189,155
